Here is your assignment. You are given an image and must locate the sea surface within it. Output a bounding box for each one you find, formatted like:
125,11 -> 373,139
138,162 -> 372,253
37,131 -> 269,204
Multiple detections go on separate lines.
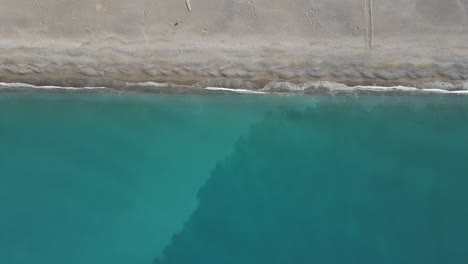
1,92 -> 468,264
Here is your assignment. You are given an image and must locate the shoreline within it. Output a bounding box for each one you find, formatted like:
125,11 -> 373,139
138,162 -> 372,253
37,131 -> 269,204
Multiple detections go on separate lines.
1,80 -> 468,96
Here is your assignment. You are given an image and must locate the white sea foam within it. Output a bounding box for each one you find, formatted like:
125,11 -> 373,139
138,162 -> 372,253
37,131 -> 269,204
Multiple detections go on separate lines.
1,81 -> 468,95
204,87 -> 267,94
301,82 -> 468,94
352,85 -> 468,94
421,89 -> 468,94
0,82 -> 108,90
351,85 -> 419,92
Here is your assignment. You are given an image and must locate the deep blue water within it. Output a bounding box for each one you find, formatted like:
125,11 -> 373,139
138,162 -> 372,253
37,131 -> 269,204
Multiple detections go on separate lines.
1,93 -> 468,264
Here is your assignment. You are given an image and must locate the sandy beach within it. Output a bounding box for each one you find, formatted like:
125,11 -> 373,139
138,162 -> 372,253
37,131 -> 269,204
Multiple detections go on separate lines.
1,0 -> 468,88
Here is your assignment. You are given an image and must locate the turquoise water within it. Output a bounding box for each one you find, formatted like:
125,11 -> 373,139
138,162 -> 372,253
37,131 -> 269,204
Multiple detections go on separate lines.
1,93 -> 468,264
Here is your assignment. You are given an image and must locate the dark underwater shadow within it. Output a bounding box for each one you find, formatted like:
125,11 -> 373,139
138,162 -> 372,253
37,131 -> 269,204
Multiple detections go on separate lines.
154,99 -> 468,264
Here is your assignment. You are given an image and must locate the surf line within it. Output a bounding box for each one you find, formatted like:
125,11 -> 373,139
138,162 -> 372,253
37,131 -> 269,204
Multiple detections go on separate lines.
205,87 -> 267,94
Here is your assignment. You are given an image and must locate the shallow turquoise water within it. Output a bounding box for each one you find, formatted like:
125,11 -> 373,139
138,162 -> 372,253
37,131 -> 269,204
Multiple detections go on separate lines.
1,93 -> 468,264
